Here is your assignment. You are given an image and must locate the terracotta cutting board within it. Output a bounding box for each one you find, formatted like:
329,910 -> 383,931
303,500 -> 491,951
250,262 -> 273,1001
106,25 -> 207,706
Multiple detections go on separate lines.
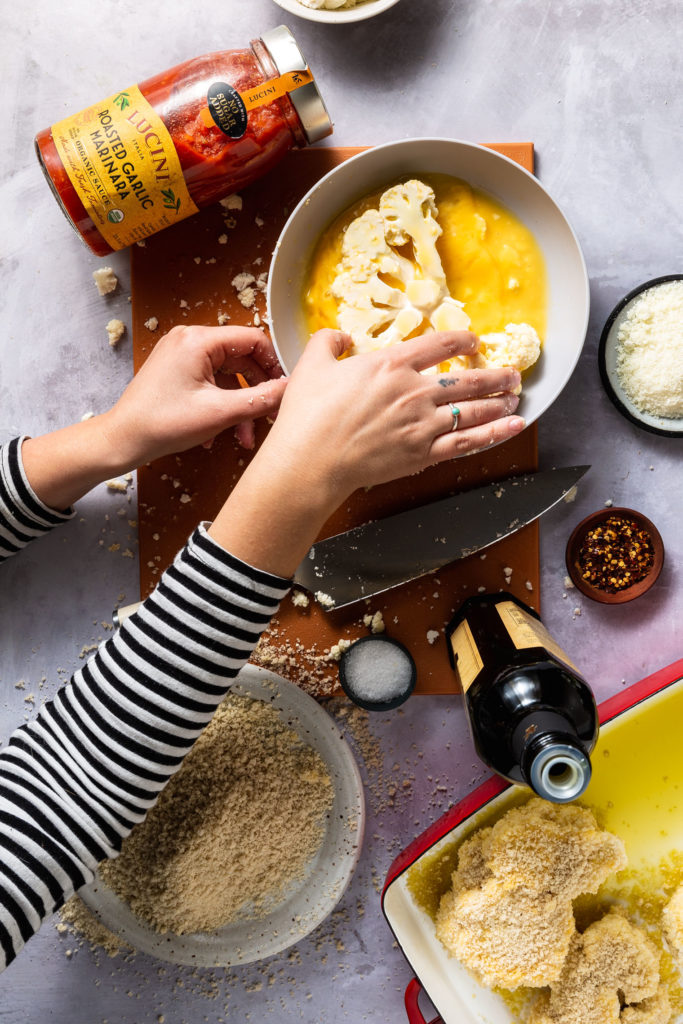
131,143 -> 539,697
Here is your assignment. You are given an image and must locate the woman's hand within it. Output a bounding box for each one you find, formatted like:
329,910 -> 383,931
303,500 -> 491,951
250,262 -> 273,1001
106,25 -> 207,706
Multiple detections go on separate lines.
22,326 -> 287,510
208,328 -> 524,577
104,325 -> 287,463
264,328 -> 523,499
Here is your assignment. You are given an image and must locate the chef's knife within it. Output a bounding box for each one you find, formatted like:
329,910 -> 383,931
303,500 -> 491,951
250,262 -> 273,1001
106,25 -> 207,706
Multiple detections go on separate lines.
113,466 -> 588,625
292,466 -> 589,610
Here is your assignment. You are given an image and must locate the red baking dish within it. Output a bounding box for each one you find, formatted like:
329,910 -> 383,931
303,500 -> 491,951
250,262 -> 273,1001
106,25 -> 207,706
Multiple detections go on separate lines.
382,659 -> 683,1024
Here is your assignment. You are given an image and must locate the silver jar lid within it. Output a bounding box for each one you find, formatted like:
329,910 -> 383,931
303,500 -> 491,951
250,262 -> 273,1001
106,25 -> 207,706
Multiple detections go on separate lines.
260,25 -> 333,145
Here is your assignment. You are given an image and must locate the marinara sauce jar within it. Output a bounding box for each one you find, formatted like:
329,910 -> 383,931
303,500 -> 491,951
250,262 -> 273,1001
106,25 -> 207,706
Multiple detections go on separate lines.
35,26 -> 332,257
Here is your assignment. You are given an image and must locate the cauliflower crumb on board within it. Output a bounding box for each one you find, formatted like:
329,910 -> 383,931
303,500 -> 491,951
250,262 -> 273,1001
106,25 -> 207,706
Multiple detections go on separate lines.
363,610 -> 385,634
105,318 -> 126,347
426,630 -> 440,645
220,193 -> 243,211
144,316 -> 159,331
92,267 -> 118,295
330,178 -> 541,384
315,591 -> 336,609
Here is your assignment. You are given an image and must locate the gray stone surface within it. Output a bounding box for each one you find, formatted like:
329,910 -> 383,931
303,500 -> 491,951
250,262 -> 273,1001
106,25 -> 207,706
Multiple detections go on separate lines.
0,1 -> 681,1021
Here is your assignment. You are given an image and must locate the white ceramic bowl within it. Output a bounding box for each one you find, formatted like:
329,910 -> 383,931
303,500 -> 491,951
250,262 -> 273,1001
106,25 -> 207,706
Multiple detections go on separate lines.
272,0 -> 401,24
268,138 -> 590,432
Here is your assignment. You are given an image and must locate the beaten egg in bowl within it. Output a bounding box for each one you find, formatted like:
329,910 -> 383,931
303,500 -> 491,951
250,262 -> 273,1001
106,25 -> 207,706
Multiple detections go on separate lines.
303,174 -> 547,379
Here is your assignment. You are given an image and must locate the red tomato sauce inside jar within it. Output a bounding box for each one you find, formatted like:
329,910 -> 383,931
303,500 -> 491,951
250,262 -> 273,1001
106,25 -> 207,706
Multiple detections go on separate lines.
35,29 -> 330,256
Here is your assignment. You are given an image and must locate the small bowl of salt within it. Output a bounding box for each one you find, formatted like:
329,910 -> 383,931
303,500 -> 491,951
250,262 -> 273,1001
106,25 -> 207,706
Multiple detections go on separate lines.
339,635 -> 416,712
598,274 -> 683,437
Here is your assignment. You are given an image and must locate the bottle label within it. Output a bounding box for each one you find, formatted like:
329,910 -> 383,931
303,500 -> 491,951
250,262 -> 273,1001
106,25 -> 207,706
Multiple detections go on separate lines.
449,620 -> 484,692
51,85 -> 199,251
496,600 -> 579,671
200,68 -> 315,137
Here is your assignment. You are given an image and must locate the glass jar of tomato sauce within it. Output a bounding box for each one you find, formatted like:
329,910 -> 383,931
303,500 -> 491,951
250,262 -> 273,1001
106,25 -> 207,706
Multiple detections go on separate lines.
35,26 -> 332,257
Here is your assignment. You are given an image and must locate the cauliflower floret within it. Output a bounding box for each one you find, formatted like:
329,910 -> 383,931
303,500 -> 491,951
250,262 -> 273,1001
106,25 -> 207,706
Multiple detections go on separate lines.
379,179 -> 446,284
332,182 -> 471,357
479,322 -> 541,372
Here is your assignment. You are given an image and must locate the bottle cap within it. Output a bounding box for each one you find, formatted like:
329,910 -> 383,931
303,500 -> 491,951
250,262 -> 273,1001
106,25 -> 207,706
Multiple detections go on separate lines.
528,742 -> 592,803
339,636 -> 417,712
260,26 -> 333,145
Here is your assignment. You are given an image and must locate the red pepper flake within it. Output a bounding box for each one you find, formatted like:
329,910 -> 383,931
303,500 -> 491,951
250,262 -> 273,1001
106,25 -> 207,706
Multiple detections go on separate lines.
576,515 -> 654,593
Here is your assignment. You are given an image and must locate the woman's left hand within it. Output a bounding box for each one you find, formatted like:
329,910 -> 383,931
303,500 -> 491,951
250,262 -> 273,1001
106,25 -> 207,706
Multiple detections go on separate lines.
105,325 -> 287,463
22,325 -> 287,511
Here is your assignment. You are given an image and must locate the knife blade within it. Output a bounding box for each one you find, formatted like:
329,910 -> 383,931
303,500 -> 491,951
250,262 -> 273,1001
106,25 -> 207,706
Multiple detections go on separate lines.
293,466 -> 589,610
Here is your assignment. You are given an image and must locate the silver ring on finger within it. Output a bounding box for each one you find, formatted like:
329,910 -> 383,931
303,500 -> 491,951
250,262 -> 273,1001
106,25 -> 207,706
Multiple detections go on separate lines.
448,403 -> 461,431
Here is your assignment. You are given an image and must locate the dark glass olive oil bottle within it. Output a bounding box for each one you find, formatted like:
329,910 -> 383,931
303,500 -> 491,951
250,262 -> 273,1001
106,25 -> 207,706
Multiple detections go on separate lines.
447,593 -> 598,802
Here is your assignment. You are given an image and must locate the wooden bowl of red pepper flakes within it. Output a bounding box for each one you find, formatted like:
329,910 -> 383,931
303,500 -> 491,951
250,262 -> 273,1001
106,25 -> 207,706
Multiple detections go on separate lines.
565,507 -> 664,604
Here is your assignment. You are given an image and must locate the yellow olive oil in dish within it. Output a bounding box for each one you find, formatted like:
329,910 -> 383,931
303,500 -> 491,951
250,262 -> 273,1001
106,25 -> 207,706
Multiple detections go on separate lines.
303,173 -> 547,342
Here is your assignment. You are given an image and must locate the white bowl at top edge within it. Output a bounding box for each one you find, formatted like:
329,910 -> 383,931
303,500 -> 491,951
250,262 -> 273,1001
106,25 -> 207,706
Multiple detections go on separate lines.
271,0 -> 401,24
267,138 -> 590,435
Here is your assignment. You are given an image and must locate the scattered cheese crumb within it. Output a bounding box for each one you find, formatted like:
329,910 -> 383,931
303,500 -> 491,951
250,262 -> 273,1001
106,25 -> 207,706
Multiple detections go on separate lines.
144,317 -> 159,331
232,273 -> 255,292
426,630 -> 440,645
93,267 -> 118,296
363,610 -> 385,634
105,478 -> 130,494
106,318 -> 125,347
329,639 -> 351,661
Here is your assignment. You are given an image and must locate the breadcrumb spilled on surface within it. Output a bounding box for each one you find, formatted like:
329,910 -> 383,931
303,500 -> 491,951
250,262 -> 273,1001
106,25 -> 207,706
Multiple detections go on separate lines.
434,799 -> 626,989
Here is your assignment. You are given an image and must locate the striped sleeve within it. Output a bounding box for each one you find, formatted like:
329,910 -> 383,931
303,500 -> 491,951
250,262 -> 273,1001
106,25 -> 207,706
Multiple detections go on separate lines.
0,437 -> 74,562
0,523 -> 291,971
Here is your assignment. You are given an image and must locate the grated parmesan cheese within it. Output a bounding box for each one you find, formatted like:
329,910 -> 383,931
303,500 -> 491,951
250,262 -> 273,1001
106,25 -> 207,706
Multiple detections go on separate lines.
615,280 -> 683,419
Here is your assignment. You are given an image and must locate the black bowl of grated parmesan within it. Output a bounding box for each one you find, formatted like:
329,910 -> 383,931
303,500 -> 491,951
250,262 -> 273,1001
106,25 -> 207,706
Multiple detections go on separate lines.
598,274 -> 683,437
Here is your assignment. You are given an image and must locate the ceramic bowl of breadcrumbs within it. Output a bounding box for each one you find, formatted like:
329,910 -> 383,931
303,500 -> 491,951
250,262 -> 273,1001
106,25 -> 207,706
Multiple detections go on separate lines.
598,274 -> 683,438
565,507 -> 664,604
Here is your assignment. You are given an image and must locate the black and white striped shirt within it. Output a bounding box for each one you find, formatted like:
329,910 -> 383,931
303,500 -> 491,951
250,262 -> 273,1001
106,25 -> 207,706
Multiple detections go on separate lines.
0,437 -> 290,971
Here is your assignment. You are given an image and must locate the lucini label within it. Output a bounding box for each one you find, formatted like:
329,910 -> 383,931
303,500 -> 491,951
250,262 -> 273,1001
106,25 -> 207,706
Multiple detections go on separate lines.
51,85 -> 198,251
496,600 -> 579,672
449,619 -> 484,692
201,68 -> 315,137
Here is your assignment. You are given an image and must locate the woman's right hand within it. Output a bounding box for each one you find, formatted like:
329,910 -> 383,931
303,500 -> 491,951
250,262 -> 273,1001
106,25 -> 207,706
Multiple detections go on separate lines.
208,328 -> 524,578
263,328 -> 524,502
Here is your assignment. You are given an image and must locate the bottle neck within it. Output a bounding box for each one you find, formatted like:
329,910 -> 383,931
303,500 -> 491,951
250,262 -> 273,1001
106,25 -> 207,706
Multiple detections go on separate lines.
516,718 -> 592,802
251,38 -> 307,148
